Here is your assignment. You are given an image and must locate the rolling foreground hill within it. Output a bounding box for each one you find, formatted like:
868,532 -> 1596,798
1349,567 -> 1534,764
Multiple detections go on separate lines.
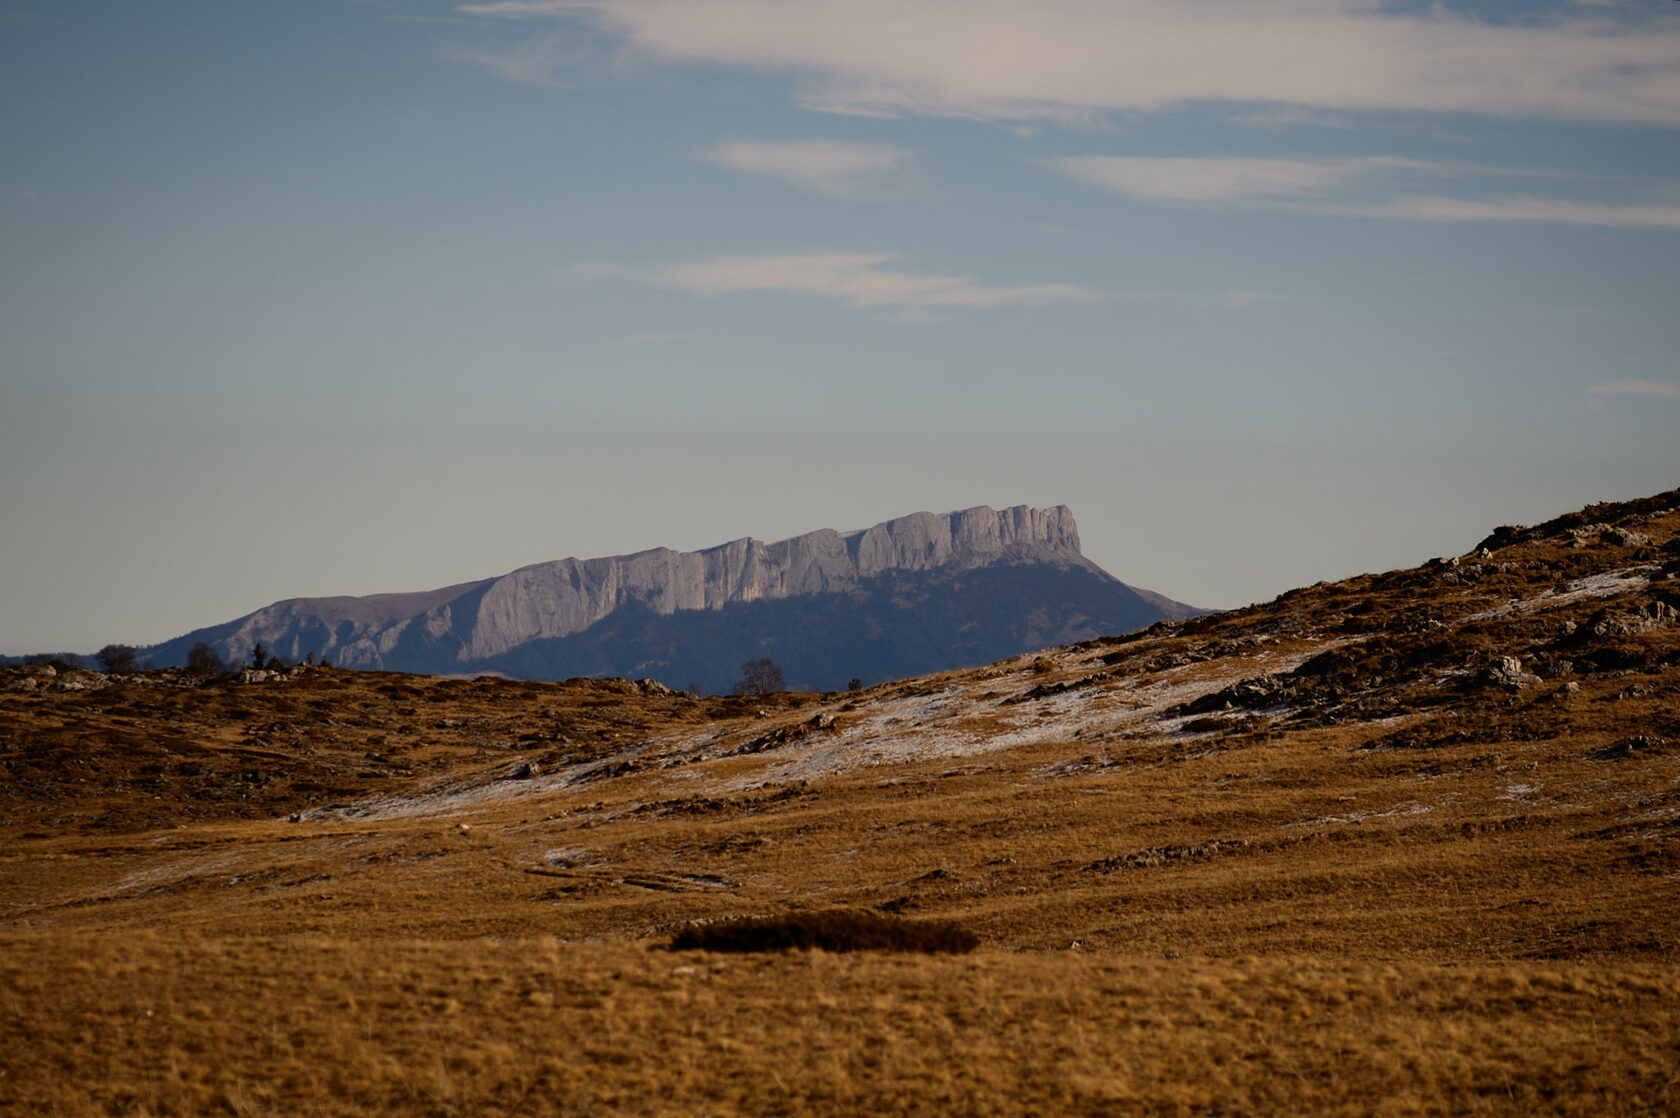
4,489 -> 1679,1114
140,504 -> 1200,693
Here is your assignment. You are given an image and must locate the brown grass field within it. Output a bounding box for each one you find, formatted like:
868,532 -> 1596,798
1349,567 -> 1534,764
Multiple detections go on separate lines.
3,490 -> 1679,1115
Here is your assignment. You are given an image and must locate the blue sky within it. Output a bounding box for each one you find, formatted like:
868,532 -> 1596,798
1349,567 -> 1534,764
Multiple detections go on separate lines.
2,0 -> 1677,653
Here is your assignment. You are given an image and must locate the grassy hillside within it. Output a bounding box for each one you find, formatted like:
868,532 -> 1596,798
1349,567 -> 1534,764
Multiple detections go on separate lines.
3,489 -> 1678,1114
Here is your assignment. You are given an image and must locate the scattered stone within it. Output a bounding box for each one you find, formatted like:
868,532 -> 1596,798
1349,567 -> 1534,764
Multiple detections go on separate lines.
1386,615 -> 1444,634
1178,675 -> 1290,716
1590,600 -> 1678,638
1481,657 -> 1541,689
1590,735 -> 1669,761
1602,526 -> 1654,548
1568,523 -> 1655,549
733,723 -> 810,755
1084,838 -> 1250,873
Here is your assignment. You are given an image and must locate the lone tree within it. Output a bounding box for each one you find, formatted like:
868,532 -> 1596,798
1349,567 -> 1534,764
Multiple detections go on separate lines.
186,642 -> 225,677
96,644 -> 138,673
250,643 -> 267,670
732,657 -> 785,696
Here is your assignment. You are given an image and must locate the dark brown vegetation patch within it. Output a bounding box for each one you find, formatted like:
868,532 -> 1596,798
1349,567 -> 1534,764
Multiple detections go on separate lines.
668,910 -> 979,954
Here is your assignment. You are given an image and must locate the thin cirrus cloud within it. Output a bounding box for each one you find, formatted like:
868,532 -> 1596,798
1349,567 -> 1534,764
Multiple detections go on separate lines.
446,31 -> 579,87
701,138 -> 917,200
1054,155 -> 1680,230
1589,380 -> 1680,399
458,0 -> 1680,127
647,252 -> 1114,308
568,251 -> 1174,310
1054,154 -> 1438,204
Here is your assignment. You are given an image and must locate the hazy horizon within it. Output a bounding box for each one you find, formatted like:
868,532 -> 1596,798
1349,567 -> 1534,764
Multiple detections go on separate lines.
3,1 -> 1677,654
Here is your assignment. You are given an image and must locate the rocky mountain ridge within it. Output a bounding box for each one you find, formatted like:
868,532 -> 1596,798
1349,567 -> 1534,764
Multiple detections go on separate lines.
144,505 -> 1196,690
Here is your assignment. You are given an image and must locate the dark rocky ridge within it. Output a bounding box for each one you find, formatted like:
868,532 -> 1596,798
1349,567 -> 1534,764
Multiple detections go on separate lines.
143,504 -> 1200,691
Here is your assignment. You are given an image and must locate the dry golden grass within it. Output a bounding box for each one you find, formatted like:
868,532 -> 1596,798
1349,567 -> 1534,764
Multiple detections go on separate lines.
3,489 -> 1679,1113
4,934 -> 1675,1116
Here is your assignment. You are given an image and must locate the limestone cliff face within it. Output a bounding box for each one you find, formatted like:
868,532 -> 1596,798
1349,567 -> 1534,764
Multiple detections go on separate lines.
461,505 -> 1084,661
152,504 -> 1174,679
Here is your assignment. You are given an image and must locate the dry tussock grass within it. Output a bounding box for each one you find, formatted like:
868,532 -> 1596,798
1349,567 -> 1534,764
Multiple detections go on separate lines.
3,488 -> 1680,1113
3,932 -> 1675,1117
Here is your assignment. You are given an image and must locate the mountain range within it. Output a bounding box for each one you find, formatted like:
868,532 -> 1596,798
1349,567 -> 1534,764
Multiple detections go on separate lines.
143,505 -> 1199,692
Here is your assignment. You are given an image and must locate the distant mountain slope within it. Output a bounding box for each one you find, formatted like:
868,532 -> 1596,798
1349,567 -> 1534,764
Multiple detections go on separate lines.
144,505 -> 1200,690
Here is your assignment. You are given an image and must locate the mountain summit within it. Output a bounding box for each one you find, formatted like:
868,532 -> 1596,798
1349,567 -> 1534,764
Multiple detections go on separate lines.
146,505 -> 1199,691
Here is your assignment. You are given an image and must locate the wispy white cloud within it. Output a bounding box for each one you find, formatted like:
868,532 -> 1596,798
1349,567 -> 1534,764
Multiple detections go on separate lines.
1055,154 -> 1437,204
458,0 -> 1680,127
561,250 -> 1274,311
1321,195 -> 1680,229
1055,154 -> 1680,229
701,138 -> 916,200
1227,106 -> 1353,130
560,251 -> 1232,310
643,251 -> 1119,309
1589,379 -> 1680,398
445,30 -> 579,86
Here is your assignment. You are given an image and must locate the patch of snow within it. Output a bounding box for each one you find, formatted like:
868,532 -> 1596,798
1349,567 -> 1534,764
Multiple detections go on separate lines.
1468,567 -> 1656,621
288,638 -> 1341,818
1301,802 -> 1434,826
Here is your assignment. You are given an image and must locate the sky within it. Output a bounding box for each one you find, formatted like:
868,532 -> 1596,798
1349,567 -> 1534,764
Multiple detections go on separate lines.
2,0 -> 1678,654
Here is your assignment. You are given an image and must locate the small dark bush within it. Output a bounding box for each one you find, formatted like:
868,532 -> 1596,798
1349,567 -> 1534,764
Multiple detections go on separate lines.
28,652 -> 85,670
186,642 -> 226,677
668,910 -> 979,955
96,644 -> 138,673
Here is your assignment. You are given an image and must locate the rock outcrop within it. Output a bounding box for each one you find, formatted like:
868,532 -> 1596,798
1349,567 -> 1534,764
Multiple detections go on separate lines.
462,505 -> 1084,662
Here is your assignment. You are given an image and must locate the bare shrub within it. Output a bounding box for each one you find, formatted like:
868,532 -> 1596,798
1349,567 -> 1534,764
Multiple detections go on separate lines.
96,644 -> 138,673
668,910 -> 978,955
185,642 -> 226,677
732,658 -> 785,696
